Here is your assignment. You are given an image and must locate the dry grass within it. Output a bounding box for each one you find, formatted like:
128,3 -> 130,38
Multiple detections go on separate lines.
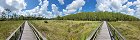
110,21 -> 140,40
0,21 -> 23,40
30,20 -> 101,40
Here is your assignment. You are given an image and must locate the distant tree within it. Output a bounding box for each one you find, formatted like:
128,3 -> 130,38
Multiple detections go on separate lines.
0,11 -> 6,21
56,15 -> 61,20
5,9 -> 11,20
56,12 -> 140,21
19,15 -> 24,20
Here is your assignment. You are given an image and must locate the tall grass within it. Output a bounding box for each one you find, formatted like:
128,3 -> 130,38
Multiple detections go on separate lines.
0,21 -> 23,40
30,20 -> 101,40
110,21 -> 140,40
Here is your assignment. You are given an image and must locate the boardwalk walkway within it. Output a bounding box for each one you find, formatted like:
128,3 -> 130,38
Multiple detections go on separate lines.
95,21 -> 111,40
21,21 -> 37,40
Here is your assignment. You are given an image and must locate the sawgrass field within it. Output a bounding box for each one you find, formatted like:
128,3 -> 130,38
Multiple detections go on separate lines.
110,21 -> 140,40
0,21 -> 23,40
30,20 -> 101,40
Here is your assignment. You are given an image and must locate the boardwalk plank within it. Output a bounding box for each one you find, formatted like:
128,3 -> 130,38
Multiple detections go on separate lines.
21,21 -> 37,40
95,21 -> 111,40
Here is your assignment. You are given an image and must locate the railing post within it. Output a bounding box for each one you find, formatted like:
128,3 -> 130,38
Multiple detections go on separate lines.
15,32 -> 17,40
19,26 -> 22,40
86,21 -> 103,40
6,21 -> 25,40
107,22 -> 126,40
27,21 -> 47,40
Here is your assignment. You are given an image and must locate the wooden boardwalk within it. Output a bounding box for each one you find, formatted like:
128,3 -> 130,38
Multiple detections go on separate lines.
95,21 -> 111,40
21,21 -> 37,40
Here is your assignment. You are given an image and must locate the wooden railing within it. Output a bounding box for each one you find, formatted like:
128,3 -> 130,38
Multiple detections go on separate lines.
107,22 -> 126,40
86,22 -> 103,40
6,21 -> 25,40
28,21 -> 47,40
6,21 -> 47,40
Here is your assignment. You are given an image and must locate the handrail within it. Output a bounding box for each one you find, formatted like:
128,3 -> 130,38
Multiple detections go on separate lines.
107,22 -> 126,40
28,21 -> 47,40
86,21 -> 103,40
6,21 -> 25,40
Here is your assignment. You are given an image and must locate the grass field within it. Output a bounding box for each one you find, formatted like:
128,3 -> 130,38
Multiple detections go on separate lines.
110,21 -> 140,40
0,21 -> 23,40
30,20 -> 101,40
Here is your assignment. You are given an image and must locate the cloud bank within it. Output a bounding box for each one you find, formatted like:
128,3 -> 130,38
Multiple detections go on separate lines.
96,0 -> 140,18
0,0 -> 26,11
23,0 -> 85,18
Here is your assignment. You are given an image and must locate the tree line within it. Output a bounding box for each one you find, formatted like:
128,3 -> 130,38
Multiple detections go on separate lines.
0,9 -> 48,21
0,8 -> 139,21
54,12 -> 140,21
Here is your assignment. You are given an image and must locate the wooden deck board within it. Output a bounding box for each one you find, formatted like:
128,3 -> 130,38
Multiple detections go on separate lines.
95,21 -> 111,40
21,21 -> 37,40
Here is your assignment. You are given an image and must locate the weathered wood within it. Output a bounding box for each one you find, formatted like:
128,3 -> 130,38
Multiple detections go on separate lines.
21,21 -> 37,40
95,21 -> 111,40
6,21 -> 47,40
86,21 -> 103,40
107,22 -> 126,40
6,21 -> 25,40
28,21 -> 47,40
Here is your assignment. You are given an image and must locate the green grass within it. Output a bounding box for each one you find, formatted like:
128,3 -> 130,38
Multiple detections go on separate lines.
110,21 -> 140,40
0,21 -> 23,40
30,20 -> 101,40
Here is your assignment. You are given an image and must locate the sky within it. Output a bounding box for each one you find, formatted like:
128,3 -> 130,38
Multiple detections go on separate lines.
0,0 -> 140,18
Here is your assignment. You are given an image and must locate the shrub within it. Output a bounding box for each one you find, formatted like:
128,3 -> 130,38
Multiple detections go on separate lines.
44,21 -> 48,23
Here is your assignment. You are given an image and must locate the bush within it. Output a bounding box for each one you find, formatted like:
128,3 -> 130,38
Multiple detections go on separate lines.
44,21 -> 48,23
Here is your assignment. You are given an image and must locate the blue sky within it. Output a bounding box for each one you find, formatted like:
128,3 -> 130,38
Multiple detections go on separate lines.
0,0 -> 140,18
24,0 -> 40,10
24,0 -> 97,12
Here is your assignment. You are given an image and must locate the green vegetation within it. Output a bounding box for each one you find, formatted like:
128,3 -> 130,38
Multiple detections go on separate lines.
0,9 -> 139,40
1,10 -> 139,21
0,21 -> 23,40
0,9 -> 48,21
44,21 -> 48,23
110,21 -> 140,40
30,20 -> 101,40
55,12 -> 139,21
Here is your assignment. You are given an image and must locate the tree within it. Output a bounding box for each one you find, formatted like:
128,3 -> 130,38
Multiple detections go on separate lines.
0,11 -> 6,21
19,15 -> 24,20
56,12 -> 140,21
56,15 -> 61,20
5,9 -> 11,20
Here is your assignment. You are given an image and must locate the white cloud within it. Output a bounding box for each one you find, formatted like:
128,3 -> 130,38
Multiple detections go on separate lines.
0,0 -> 27,17
96,0 -> 140,18
64,0 -> 85,15
20,0 -> 49,17
51,4 -> 62,16
66,0 -> 85,10
45,11 -> 54,18
6,0 -> 27,10
0,6 -> 4,14
126,2 -> 133,7
52,4 -> 58,13
0,0 -> 26,11
58,0 -> 64,5
67,9 -> 77,14
0,0 -> 86,18
78,7 -> 82,12
38,0 -> 43,5
39,0 -> 49,14
21,0 -> 61,18
96,3 -> 112,12
21,0 -> 57,18
62,9 -> 67,15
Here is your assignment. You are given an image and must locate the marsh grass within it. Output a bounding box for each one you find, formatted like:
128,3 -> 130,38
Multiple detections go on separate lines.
110,21 -> 140,40
0,21 -> 23,40
30,20 -> 100,40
